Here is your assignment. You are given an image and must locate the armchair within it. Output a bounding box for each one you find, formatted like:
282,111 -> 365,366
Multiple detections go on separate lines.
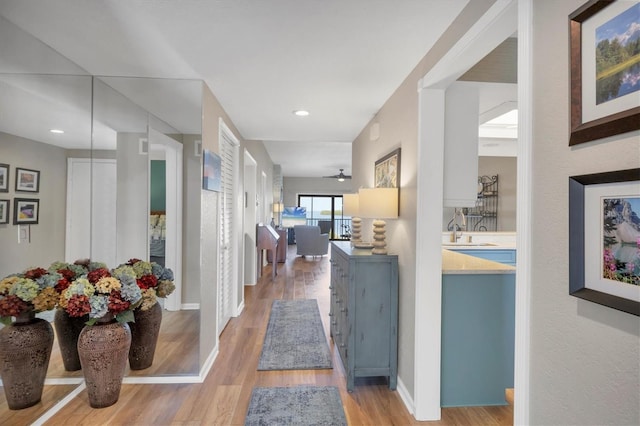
293,225 -> 329,258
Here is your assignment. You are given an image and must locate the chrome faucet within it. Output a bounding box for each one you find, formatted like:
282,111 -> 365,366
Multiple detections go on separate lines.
451,208 -> 466,242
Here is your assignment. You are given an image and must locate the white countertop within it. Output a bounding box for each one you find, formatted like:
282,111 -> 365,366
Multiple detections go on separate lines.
442,249 -> 516,275
441,231 -> 516,250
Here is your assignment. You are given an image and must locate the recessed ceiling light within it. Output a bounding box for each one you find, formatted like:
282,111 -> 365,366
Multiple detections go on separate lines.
50,129 -> 64,134
293,110 -> 309,117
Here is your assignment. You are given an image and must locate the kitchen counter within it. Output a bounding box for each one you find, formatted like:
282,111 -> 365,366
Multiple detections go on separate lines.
441,249 -> 515,407
442,249 -> 515,274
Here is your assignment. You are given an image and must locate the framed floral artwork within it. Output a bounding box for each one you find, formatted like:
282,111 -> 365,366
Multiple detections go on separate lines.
0,164 -> 8,193
0,199 -> 8,224
13,198 -> 39,225
569,168 -> 640,316
375,148 -> 401,189
569,1 -> 640,145
15,167 -> 40,192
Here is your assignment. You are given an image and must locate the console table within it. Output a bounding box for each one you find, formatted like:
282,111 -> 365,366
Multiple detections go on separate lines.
329,241 -> 398,392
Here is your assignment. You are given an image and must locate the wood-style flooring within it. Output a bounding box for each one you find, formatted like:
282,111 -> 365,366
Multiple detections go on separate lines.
5,244 -> 513,425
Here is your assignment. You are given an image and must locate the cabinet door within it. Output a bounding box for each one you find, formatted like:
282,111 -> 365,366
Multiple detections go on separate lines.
352,261 -> 392,369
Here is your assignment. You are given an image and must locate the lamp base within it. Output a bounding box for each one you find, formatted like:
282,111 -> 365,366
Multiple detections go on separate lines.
371,219 -> 388,255
350,217 -> 362,243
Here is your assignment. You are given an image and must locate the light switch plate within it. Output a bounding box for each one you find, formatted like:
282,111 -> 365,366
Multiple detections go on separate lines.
18,225 -> 30,243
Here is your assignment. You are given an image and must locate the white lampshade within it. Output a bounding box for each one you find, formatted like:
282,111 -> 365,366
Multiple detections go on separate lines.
342,193 -> 359,216
273,202 -> 283,213
358,188 -> 398,219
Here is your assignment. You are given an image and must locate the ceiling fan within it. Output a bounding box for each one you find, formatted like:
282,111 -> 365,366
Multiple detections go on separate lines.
323,169 -> 352,182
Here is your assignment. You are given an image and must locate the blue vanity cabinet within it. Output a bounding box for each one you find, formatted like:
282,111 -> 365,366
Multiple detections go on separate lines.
330,241 -> 399,393
450,249 -> 516,266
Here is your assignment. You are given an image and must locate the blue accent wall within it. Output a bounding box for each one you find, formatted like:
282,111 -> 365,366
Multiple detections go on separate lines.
150,160 -> 166,211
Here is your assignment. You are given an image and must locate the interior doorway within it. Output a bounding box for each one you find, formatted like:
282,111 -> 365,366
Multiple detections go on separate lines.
149,128 -> 183,311
244,150 -> 258,285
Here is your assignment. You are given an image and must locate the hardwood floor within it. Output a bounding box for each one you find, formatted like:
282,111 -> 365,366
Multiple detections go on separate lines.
31,244 -> 512,425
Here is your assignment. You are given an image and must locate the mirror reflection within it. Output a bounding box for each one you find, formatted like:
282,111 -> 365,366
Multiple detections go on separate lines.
1,25 -> 203,420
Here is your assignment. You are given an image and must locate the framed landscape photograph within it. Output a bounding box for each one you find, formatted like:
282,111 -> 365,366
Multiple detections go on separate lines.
13,198 -> 39,225
569,0 -> 640,145
0,199 -> 9,224
375,148 -> 401,188
0,164 -> 8,192
15,167 -> 40,192
202,149 -> 222,192
569,168 -> 640,316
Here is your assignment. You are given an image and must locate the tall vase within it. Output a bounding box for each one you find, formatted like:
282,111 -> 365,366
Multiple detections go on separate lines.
0,311 -> 54,410
53,309 -> 87,371
128,302 -> 162,370
77,314 -> 131,408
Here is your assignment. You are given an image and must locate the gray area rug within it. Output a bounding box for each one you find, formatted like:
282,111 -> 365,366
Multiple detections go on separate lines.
258,299 -> 332,370
245,386 -> 347,426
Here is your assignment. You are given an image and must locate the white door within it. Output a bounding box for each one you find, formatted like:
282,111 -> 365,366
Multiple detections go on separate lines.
66,158 -> 117,265
218,121 -> 239,335
244,150 -> 257,285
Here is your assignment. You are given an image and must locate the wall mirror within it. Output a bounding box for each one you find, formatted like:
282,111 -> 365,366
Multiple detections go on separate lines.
0,17 -> 203,421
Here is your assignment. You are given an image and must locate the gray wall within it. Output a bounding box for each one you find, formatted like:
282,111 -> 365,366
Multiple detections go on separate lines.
479,156 -> 516,231
443,156 -> 517,232
530,1 -> 639,424
0,132 -> 67,276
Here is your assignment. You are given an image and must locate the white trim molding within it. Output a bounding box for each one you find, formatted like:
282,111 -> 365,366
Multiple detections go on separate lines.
414,0 -> 521,421
514,0 -> 533,424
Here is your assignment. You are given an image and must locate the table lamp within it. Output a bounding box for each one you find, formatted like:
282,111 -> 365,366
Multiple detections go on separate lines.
342,193 -> 361,245
272,202 -> 283,227
358,187 -> 398,255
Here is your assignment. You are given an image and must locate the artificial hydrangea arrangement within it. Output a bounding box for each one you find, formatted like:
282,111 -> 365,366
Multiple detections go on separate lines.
0,267 -> 61,325
58,261 -> 143,325
116,259 -> 175,311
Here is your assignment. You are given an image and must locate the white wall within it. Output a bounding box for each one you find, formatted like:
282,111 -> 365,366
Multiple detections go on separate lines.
530,1 -> 640,424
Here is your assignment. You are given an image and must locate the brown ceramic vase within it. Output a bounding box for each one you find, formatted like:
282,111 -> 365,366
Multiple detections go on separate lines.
128,302 -> 162,370
77,314 -> 131,408
53,309 -> 87,371
0,311 -> 54,410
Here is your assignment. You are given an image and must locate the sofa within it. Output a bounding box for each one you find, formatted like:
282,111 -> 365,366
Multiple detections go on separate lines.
293,225 -> 329,258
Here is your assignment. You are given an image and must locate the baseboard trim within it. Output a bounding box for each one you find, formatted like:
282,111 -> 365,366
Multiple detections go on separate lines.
396,376 -> 416,417
181,303 -> 200,310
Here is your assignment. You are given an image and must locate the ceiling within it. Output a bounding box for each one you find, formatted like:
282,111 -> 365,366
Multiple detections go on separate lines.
0,0 -> 516,177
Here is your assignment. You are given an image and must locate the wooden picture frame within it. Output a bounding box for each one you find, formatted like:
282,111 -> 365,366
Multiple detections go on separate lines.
569,168 -> 640,316
569,0 -> 640,145
375,148 -> 401,189
0,164 -> 9,193
13,198 -> 39,225
15,167 -> 40,192
0,199 -> 9,224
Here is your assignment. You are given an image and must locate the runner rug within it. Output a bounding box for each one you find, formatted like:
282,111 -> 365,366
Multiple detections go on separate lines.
257,299 -> 332,370
244,386 -> 347,426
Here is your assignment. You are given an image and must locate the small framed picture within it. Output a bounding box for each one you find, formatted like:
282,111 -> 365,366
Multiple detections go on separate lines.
569,168 -> 640,316
15,168 -> 40,192
202,149 -> 222,192
0,199 -> 9,224
13,198 -> 39,225
0,164 -> 9,192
